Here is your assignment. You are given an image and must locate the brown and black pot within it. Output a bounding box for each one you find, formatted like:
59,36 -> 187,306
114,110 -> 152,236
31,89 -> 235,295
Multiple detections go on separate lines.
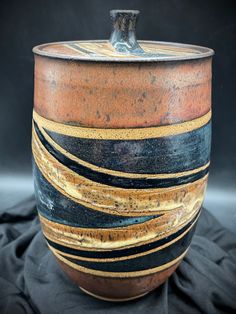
32,10 -> 214,301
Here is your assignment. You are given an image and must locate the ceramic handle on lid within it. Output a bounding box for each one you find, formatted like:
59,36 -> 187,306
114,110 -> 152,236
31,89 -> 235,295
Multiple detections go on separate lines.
109,10 -> 144,54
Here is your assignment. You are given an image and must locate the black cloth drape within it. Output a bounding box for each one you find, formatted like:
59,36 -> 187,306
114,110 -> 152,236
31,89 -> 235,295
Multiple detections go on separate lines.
0,196 -> 236,314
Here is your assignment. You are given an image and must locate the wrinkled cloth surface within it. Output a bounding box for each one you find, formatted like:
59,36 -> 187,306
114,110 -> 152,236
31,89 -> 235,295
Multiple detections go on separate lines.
0,196 -> 236,314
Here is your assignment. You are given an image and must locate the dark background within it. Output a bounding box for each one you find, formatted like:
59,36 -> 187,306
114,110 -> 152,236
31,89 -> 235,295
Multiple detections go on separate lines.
0,0 -> 235,231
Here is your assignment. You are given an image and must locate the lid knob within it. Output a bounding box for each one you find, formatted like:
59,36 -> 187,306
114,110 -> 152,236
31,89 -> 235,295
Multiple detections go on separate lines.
109,10 -> 144,54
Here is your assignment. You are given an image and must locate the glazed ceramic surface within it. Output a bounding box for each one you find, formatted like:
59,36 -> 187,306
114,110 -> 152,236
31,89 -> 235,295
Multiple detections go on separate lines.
32,10 -> 214,301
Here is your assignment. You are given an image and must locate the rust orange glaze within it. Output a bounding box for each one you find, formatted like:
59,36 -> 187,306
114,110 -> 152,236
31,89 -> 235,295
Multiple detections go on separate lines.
34,55 -> 212,127
58,259 -> 180,301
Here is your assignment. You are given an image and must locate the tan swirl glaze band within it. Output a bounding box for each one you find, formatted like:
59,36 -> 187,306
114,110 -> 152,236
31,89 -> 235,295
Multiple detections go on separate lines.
46,212 -> 199,262
32,125 -> 208,217
53,248 -> 189,278
33,110 -> 211,140
38,123 -> 210,180
39,201 -> 201,251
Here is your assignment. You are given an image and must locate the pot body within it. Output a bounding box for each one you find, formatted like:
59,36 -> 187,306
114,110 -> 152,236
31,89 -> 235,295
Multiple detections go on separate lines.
32,55 -> 212,301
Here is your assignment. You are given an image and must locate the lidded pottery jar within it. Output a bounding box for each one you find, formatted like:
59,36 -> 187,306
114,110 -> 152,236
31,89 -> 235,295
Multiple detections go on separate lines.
32,10 -> 214,301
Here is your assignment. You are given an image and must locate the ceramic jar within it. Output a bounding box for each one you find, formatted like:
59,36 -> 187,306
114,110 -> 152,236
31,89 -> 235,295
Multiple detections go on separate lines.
32,10 -> 214,301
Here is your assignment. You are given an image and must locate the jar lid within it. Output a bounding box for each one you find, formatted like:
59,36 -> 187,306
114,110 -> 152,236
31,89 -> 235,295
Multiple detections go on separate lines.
33,10 -> 214,62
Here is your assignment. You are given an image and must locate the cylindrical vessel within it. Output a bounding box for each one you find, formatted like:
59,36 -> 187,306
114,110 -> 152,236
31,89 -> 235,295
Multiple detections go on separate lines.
32,10 -> 214,301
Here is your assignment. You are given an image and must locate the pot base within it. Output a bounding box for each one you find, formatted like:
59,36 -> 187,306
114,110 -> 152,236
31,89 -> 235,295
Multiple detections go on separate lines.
57,257 -> 181,301
79,286 -> 149,302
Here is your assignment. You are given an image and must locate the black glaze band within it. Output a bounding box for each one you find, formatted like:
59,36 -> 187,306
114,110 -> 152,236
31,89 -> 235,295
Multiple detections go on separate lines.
45,121 -> 211,174
55,223 -> 196,272
34,122 -> 209,189
46,210 -> 199,259
33,162 -> 161,228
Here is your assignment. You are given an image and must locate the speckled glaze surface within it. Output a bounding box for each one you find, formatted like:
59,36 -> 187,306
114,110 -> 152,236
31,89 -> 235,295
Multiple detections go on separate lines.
32,10 -> 213,301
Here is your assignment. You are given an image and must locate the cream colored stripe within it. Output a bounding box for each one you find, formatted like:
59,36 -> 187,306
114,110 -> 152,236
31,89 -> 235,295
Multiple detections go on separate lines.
64,44 -> 88,56
72,42 -> 140,58
33,110 -> 211,140
53,248 -> 188,278
39,204 -> 201,251
39,123 -> 210,179
65,42 -> 197,58
142,42 -> 197,55
79,287 -> 149,302
39,214 -> 166,251
32,123 -> 207,217
46,212 -> 198,262
33,131 -> 207,219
